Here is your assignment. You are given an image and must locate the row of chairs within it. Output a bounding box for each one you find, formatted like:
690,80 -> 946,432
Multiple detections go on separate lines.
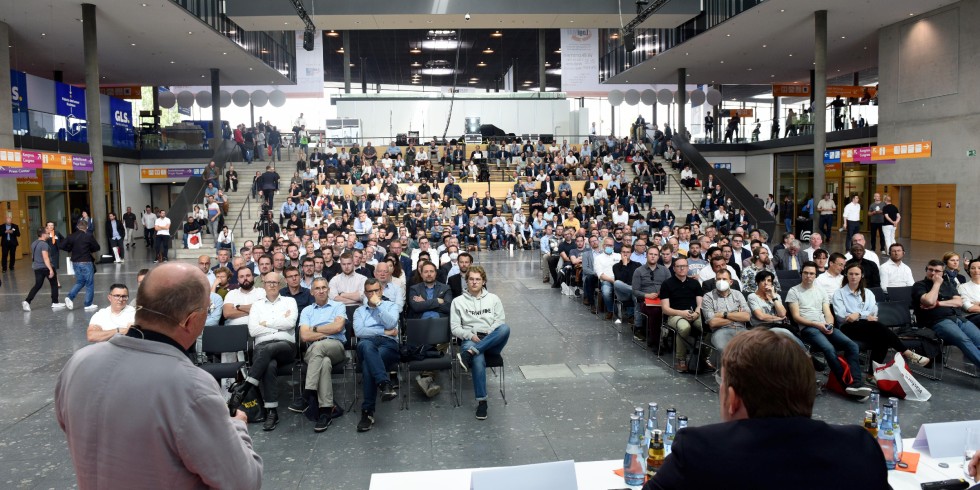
197,306 -> 507,413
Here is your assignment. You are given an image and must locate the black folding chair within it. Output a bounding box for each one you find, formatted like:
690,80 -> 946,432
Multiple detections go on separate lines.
199,325 -> 249,384
887,286 -> 913,307
400,318 -> 456,409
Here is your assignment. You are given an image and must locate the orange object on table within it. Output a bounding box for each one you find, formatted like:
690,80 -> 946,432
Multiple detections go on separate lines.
896,451 -> 920,473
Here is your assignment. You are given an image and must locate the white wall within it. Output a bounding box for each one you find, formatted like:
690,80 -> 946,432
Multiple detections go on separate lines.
118,163 -> 146,210
737,154 -> 775,199
336,97 -> 574,142
702,154 -> 746,173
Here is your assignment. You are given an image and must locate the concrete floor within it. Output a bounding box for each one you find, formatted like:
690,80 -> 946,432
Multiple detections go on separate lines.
0,238 -> 977,489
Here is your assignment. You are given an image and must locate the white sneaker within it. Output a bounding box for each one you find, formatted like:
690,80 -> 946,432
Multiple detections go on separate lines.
114,259 -> 124,264
84,304 -> 98,312
614,318 -> 622,324
52,303 -> 65,309
64,297 -> 74,310
22,301 -> 30,312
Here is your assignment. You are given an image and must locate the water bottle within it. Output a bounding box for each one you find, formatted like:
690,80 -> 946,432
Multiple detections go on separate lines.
645,403 -> 659,447
664,408 -> 677,456
877,403 -> 897,470
624,414 -> 646,486
888,397 -> 903,460
677,415 -> 689,430
634,407 -> 646,447
869,389 -> 880,416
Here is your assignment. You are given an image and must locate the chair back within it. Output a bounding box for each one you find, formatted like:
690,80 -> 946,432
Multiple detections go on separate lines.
776,269 -> 801,284
877,301 -> 913,330
201,324 -> 249,353
869,287 -> 886,301
780,278 -> 802,292
405,317 -> 452,346
887,286 -> 913,307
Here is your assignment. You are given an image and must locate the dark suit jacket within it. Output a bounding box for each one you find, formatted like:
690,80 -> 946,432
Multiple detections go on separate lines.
774,249 -> 802,271
448,273 -> 464,298
466,197 -> 480,213
644,417 -> 887,490
104,220 -> 125,245
540,181 -> 555,194
482,198 -> 497,214
660,210 -> 675,225
2,223 -> 21,247
406,281 -> 452,319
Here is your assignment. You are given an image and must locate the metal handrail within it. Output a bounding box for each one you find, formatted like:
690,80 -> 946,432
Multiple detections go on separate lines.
228,193 -> 253,243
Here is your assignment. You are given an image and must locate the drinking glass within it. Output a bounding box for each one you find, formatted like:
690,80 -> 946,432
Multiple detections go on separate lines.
964,427 -> 980,480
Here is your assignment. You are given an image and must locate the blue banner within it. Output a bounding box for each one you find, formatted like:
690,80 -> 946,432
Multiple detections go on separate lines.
10,70 -> 27,113
109,97 -> 132,128
55,82 -> 86,120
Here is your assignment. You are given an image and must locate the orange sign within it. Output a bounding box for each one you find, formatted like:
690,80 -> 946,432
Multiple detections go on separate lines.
772,84 -> 810,98
0,149 -> 22,168
99,85 -> 142,99
871,141 -> 931,161
40,152 -> 72,170
721,108 -> 754,118
773,84 -> 877,100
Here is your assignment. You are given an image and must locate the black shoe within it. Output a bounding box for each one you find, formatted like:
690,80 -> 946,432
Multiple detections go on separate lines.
357,411 -> 375,432
811,355 -> 827,372
262,408 -> 279,431
329,404 -> 345,419
314,412 -> 332,432
457,350 -> 473,373
288,397 -> 308,414
475,400 -> 488,420
379,381 -> 398,402
228,381 -> 252,412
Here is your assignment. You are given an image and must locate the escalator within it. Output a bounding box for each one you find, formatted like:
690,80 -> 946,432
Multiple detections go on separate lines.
672,135 -> 777,239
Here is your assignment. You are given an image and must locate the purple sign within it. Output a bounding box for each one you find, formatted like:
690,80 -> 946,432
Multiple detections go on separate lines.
72,155 -> 94,172
0,166 -> 37,178
853,147 -> 873,163
21,151 -> 42,169
167,168 -> 198,178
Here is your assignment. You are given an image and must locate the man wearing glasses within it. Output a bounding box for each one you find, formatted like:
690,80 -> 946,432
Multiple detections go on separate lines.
353,278 -> 400,432
85,284 -> 136,342
229,271 -> 298,432
660,257 -> 704,373
913,260 -> 980,369
292,277 -> 348,432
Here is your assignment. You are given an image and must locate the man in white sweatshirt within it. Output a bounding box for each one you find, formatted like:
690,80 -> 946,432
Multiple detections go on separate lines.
450,265 -> 511,421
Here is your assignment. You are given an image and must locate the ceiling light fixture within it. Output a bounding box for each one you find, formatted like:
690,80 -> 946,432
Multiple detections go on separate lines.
554,49 -> 561,54
491,30 -> 502,38
188,31 -> 193,35
410,47 -> 421,54
483,48 -> 494,54
411,62 -> 420,67
327,30 -> 339,37
131,43 -> 136,46
477,61 -> 487,67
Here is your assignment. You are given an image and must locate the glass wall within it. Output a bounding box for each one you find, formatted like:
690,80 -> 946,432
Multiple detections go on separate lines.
775,151 -> 878,232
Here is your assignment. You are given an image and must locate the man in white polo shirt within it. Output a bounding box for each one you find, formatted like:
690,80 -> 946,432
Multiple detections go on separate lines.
878,243 -> 915,292
86,284 -> 136,342
841,195 -> 861,250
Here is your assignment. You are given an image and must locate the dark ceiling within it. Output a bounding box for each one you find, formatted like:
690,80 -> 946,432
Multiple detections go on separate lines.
321,29 -> 562,90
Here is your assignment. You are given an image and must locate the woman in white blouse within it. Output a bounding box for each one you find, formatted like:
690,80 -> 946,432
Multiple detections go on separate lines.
957,259 -> 980,324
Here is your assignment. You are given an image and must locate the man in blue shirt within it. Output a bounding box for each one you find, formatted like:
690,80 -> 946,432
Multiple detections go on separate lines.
353,278 -> 400,432
280,198 -> 296,226
293,277 -> 348,432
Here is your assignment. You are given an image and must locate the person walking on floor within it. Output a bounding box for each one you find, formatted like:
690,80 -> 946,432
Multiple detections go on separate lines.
22,227 -> 59,312
62,219 -> 100,312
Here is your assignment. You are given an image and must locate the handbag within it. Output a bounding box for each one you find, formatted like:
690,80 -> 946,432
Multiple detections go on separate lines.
823,355 -> 854,396
872,352 -> 932,401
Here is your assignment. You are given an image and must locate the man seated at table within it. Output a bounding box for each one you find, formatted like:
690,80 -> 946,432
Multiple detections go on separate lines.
643,329 -> 887,490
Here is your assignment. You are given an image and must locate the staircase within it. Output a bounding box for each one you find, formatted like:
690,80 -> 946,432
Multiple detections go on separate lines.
172,169 -> 268,261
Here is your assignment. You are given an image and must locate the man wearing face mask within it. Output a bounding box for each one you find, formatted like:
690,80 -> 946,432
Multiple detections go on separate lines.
437,245 -> 460,283
703,269 -> 751,358
594,237 -> 620,320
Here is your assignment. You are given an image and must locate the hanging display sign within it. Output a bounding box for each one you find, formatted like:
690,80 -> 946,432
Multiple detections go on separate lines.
773,84 -> 878,99
824,141 -> 931,165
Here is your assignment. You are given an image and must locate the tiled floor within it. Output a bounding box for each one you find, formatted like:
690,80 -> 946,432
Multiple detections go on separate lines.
0,238 -> 977,489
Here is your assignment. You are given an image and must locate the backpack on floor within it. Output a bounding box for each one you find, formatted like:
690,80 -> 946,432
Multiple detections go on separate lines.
823,355 -> 854,396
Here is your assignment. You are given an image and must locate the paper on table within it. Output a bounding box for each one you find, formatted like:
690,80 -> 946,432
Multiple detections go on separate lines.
896,451 -> 920,473
912,420 -> 980,459
470,460 -> 577,490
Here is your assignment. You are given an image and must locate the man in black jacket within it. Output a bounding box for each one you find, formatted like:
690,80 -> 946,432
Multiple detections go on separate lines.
644,328 -> 887,490
62,219 -> 101,311
257,166 -> 280,207
2,215 -> 21,272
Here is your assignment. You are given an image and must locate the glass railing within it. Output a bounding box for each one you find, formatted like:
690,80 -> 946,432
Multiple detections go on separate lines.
15,109 -> 136,149
600,0 -> 766,81
170,0 -> 296,83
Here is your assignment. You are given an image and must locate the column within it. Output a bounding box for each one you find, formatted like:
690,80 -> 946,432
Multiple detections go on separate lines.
210,68 -> 221,153
712,84 -> 720,142
812,10 -> 827,221
677,68 -> 686,137
538,29 -> 546,92
773,95 -> 781,140
0,23 -> 16,200
343,31 -> 351,93
512,57 -> 518,93
83,4 -> 108,252
360,57 -> 367,94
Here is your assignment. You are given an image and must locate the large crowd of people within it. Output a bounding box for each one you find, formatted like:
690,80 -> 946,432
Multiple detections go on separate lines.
39,124 -> 980,489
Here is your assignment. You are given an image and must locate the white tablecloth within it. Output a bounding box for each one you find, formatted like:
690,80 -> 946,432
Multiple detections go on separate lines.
369,439 -> 972,490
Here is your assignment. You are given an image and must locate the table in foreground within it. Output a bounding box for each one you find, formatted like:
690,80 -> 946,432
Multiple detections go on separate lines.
370,439 -> 973,490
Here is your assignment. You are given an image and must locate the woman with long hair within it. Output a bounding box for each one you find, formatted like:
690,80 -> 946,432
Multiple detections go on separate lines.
831,262 -> 929,366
